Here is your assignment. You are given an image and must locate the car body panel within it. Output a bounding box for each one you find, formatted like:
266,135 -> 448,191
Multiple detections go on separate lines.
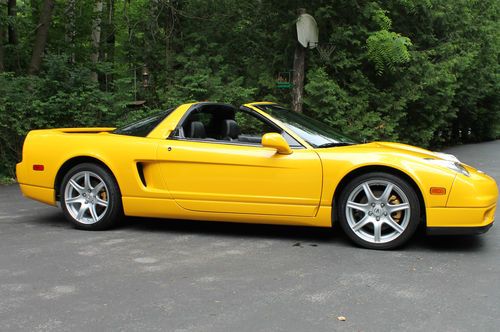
18,183 -> 56,206
426,204 -> 496,228
315,143 -> 457,208
122,196 -> 333,227
148,103 -> 193,139
17,130 -> 164,200
446,167 -> 498,208
156,139 -> 322,216
16,101 -> 498,232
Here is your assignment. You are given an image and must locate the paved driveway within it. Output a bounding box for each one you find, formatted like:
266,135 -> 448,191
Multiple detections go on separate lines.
0,141 -> 499,331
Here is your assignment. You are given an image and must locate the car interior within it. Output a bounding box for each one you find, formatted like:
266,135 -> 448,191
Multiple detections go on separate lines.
173,104 -> 286,146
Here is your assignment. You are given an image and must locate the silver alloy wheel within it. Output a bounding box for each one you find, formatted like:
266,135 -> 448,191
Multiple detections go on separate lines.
345,179 -> 411,244
64,171 -> 109,225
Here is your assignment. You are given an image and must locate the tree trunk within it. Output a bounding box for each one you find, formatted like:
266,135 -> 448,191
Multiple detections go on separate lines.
102,0 -> 115,90
7,0 -> 18,45
28,0 -> 54,75
291,8 -> 307,113
0,25 -> 4,72
164,0 -> 177,81
64,0 -> 76,64
291,43 -> 305,113
91,0 -> 103,82
7,0 -> 21,71
124,0 -> 133,66
144,0 -> 159,74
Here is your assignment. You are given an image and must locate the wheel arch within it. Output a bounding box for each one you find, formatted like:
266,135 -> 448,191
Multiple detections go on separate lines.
54,156 -> 119,201
332,165 -> 426,227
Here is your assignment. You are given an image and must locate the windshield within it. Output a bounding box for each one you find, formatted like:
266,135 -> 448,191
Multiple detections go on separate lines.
256,104 -> 359,147
113,109 -> 173,137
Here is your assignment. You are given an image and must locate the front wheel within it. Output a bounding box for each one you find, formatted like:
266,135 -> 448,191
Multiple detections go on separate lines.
60,163 -> 122,230
338,172 -> 421,250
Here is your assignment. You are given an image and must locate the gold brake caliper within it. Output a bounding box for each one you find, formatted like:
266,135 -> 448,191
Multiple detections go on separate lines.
389,195 -> 402,222
100,191 -> 107,201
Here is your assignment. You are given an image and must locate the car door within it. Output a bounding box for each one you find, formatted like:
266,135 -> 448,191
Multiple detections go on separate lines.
156,106 -> 323,217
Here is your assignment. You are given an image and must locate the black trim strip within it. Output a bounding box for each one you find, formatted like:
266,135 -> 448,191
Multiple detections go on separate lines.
426,223 -> 493,235
166,136 -> 305,149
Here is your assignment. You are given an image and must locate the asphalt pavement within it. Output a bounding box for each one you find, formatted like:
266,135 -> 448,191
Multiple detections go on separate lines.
0,140 -> 499,331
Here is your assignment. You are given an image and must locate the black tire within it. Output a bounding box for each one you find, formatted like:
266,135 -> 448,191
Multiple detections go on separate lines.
338,172 -> 421,250
60,163 -> 122,230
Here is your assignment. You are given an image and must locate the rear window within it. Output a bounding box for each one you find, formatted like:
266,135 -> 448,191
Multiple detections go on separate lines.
113,109 -> 173,137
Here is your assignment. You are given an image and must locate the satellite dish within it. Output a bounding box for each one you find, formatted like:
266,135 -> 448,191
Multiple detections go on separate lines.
296,13 -> 319,49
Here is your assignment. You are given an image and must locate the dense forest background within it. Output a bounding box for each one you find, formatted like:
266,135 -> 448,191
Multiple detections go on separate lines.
0,0 -> 499,178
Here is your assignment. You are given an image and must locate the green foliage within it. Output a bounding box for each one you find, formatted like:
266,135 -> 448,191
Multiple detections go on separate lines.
365,4 -> 412,75
367,31 -> 412,75
0,175 -> 16,185
0,55 -> 137,176
305,67 -> 381,141
0,0 -> 498,178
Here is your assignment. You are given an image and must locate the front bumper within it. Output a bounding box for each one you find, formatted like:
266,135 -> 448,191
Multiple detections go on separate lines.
426,204 -> 496,228
425,166 -> 497,234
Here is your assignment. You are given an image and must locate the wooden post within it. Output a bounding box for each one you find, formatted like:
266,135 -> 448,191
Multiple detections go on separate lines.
291,8 -> 307,113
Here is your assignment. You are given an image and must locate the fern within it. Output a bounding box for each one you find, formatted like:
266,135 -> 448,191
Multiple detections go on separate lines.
367,30 -> 412,75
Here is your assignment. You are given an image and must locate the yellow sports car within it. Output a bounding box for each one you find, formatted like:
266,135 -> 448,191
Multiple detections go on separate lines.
16,102 -> 498,249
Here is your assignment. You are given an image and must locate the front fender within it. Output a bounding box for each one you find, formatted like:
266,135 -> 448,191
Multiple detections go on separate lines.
316,146 -> 456,209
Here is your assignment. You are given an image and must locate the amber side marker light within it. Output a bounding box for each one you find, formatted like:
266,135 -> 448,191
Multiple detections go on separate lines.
33,164 -> 44,171
430,187 -> 446,195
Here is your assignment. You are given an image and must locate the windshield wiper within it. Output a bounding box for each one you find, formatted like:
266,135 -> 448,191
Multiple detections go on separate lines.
316,142 -> 354,148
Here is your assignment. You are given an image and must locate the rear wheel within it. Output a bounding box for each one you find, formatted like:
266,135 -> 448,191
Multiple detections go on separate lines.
338,172 -> 420,250
60,163 -> 122,230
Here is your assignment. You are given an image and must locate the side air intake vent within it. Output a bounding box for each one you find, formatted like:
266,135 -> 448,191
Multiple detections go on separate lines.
136,162 -> 147,187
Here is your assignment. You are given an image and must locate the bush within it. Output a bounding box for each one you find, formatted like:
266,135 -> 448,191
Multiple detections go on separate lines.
0,56 -> 145,177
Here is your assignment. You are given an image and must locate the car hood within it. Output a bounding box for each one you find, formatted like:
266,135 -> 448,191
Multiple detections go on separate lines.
372,142 -> 463,162
369,141 -> 437,157
322,141 -> 460,162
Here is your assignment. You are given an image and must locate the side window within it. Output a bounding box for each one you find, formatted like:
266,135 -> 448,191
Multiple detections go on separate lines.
235,111 -> 277,139
235,110 -> 302,148
282,131 -> 303,148
175,107 -> 303,148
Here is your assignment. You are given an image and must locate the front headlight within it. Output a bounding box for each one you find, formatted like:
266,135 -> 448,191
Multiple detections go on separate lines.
425,158 -> 470,177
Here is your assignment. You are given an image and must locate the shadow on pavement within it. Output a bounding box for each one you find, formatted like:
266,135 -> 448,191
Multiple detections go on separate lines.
122,216 -> 344,243
408,232 -> 485,252
29,210 -> 488,252
29,210 -> 68,228
121,216 -> 487,252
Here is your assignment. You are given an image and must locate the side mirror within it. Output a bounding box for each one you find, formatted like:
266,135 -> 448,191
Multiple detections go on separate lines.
262,133 -> 293,155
